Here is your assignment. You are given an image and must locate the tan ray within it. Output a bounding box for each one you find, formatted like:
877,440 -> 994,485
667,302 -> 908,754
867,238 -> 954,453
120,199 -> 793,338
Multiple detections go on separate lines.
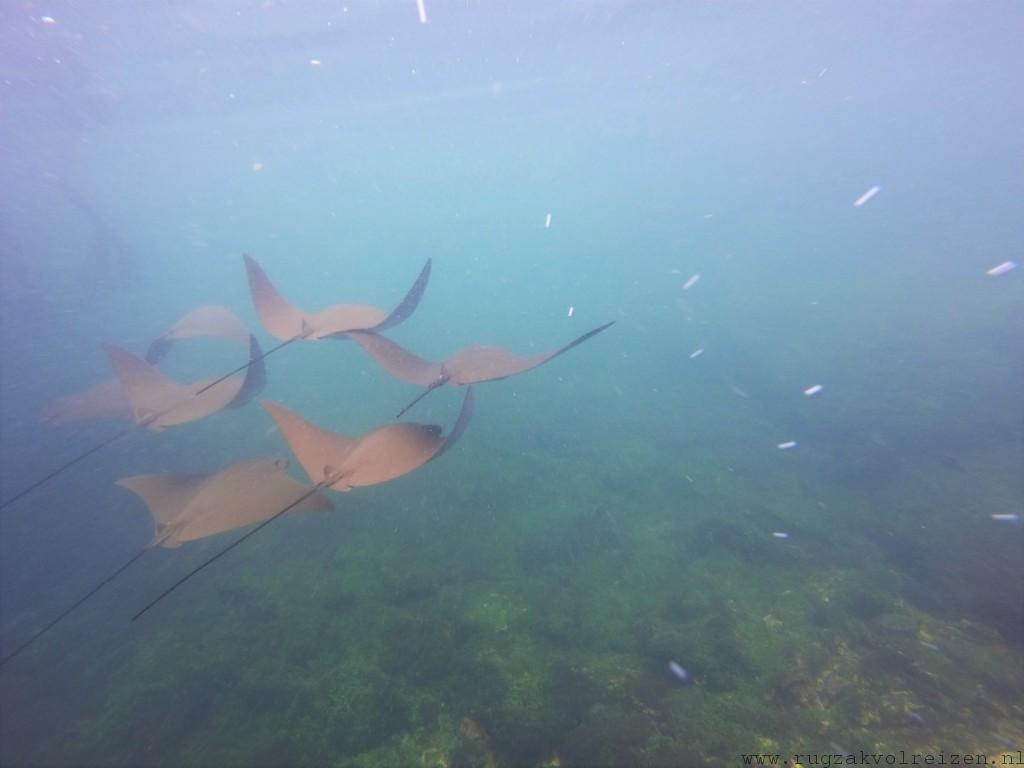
43,377 -> 132,425
104,344 -> 245,430
349,321 -> 615,416
129,391 -> 473,619
147,305 -> 250,363
261,386 -> 474,492
243,254 -> 431,341
117,458 -> 331,547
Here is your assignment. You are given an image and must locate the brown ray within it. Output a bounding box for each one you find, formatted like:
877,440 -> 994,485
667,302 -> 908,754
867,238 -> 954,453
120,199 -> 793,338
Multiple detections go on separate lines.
349,321 -> 615,416
244,253 -> 432,341
130,388 -> 474,619
262,386 -> 473,490
105,334 -> 265,430
117,458 -> 332,547
146,305 -> 250,364
43,377 -> 132,425
4,337 -> 266,514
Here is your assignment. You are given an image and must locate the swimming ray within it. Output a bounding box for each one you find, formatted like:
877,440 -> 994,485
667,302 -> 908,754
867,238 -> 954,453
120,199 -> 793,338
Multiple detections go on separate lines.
0,459 -> 329,667
244,253 -> 432,340
193,254 -> 431,397
0,337 -> 266,512
43,309 -> 255,425
106,335 -> 264,430
145,305 -> 250,364
42,377 -> 132,425
349,321 -> 615,417
132,387 -> 474,619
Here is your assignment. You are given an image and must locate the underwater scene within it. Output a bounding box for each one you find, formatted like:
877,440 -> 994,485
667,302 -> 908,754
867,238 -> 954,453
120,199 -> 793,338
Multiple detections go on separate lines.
0,1 -> 1021,766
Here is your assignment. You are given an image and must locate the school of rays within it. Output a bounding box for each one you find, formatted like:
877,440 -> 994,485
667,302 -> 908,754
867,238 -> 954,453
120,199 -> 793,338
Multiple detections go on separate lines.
1,255 -> 613,665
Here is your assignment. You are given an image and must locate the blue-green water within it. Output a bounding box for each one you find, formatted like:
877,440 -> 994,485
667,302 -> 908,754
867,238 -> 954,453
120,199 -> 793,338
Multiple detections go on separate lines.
1,2 -> 1021,766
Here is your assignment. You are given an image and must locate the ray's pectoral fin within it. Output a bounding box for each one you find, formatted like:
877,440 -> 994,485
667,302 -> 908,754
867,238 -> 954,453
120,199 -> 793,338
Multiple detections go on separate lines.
244,253 -> 308,341
145,336 -> 173,365
432,385 -> 475,461
225,335 -> 267,409
370,258 -> 432,332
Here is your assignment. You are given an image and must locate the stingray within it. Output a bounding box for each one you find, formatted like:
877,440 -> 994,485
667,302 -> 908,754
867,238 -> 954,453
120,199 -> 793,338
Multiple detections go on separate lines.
0,458 -> 329,667
131,386 -> 474,619
348,320 -> 615,417
0,337 -> 266,512
43,377 -> 132,425
192,254 -> 432,397
145,305 -> 251,364
42,306 -> 253,425
106,336 -> 264,430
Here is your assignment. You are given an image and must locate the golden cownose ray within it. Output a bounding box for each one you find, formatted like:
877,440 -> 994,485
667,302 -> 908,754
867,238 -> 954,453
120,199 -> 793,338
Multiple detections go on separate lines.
348,320 -> 616,417
43,377 -> 132,425
41,305 -> 252,425
0,336 -> 266,513
116,458 -> 332,547
192,254 -> 432,397
105,338 -> 263,430
145,305 -> 250,364
131,387 -> 475,620
244,253 -> 432,340
0,458 -> 329,668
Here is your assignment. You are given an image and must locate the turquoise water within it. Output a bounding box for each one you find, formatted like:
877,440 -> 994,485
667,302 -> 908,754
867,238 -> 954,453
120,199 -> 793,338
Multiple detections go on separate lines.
1,2 -> 1021,766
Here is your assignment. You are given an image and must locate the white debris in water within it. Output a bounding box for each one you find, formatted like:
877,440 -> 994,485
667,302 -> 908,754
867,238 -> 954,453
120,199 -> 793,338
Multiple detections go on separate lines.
817,67 -> 828,78
803,384 -> 823,396
772,532 -> 790,539
689,348 -> 704,359
853,185 -> 881,207
991,513 -> 1020,522
252,162 -> 264,172
544,212 -> 552,228
777,441 -> 797,450
670,268 -> 681,275
682,273 -> 701,290
986,260 -> 1017,277
668,661 -> 689,682
567,305 -> 574,318
415,0 -> 428,24
310,59 -> 322,66
40,15 -> 56,24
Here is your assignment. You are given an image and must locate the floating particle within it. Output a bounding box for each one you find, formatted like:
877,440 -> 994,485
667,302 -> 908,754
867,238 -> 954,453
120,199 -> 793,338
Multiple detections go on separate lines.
670,268 -> 681,275
689,348 -> 703,359
777,441 -> 797,450
40,15 -> 56,24
986,260 -> 1017,277
853,185 -> 881,207
682,273 -> 700,290
730,385 -> 750,399
818,67 -> 828,79
310,59 -> 321,66
991,513 -> 1020,522
668,661 -> 689,682
803,384 -> 823,396
772,531 -> 789,539
252,162 -> 264,172
567,306 -> 574,318
415,0 -> 428,24
919,641 -> 940,652
544,212 -> 552,228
